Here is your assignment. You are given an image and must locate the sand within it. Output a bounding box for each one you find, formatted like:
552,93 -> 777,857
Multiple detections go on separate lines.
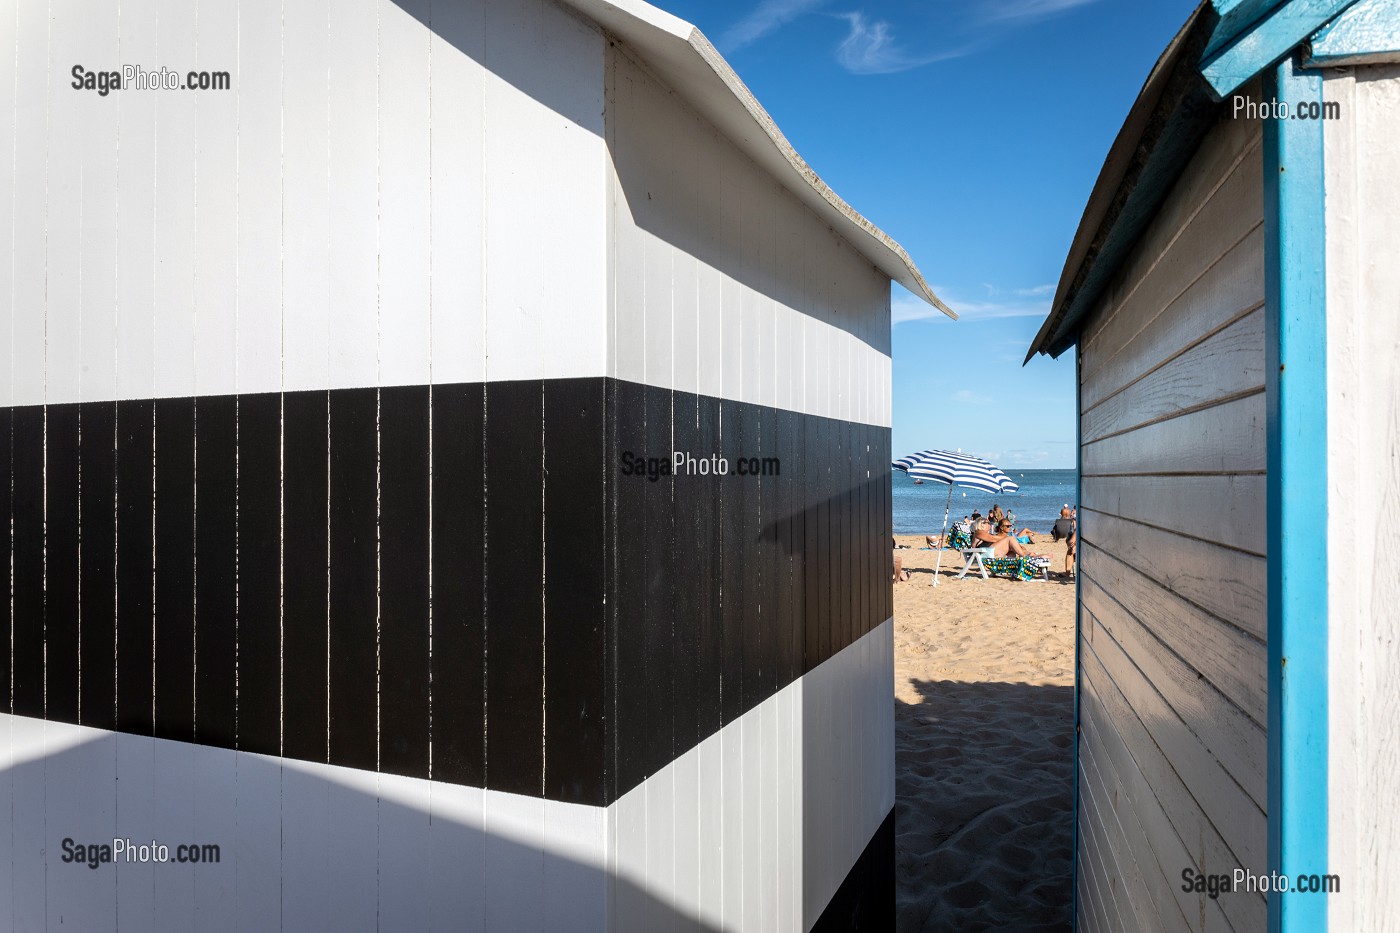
892,533 -> 1076,932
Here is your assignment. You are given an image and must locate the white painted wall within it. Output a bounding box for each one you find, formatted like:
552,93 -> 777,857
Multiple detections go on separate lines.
1324,61 -> 1400,933
604,44 -> 893,428
0,620 -> 893,932
2,0 -> 609,408
607,619 -> 896,933
0,713 -> 610,932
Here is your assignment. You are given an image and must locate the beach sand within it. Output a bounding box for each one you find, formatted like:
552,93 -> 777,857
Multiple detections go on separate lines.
892,533 -> 1076,932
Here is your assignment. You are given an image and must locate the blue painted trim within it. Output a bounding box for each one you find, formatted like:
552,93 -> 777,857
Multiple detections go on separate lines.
1201,0 -> 1360,98
1307,0 -> 1400,64
1263,53 -> 1328,933
1205,0 -> 1290,58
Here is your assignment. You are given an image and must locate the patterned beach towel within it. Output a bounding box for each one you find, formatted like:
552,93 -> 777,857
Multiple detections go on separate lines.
946,521 -> 973,550
984,555 -> 1052,582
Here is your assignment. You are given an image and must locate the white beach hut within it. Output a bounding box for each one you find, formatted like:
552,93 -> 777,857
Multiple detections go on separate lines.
1027,1 -> 1400,930
0,0 -> 952,929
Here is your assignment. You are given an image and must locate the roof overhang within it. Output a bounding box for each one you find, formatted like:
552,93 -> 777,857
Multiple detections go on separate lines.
1026,0 -> 1382,361
556,0 -> 955,319
1025,4 -> 1221,360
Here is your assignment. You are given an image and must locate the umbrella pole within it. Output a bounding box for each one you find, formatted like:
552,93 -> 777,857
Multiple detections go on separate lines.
932,482 -> 953,586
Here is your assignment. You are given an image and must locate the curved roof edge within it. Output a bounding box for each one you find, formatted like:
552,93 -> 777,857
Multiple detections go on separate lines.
1026,3 -> 1218,362
557,0 -> 956,319
1026,0 -> 1372,361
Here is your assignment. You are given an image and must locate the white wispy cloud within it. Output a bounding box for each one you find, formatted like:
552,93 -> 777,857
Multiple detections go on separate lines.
893,288 -> 1053,325
834,12 -> 976,74
976,0 -> 1105,26
722,0 -> 829,50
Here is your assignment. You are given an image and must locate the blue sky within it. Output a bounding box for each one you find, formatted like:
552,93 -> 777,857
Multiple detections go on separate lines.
653,0 -> 1197,468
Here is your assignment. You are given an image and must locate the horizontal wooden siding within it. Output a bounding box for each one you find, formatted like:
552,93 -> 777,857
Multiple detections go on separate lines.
1076,99 -> 1268,933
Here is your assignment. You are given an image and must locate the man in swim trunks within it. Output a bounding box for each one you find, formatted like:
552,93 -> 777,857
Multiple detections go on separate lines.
1050,506 -> 1077,577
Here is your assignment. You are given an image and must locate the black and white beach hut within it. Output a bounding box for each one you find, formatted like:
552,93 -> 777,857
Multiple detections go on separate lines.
0,0 -> 952,929
1027,1 -> 1400,930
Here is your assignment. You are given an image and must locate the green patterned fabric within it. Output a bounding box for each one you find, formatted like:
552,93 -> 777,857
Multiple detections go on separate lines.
947,527 -> 973,550
984,555 -> 1051,582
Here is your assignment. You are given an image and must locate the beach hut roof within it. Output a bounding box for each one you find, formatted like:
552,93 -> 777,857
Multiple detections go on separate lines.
1024,0 -> 1400,361
559,0 -> 956,319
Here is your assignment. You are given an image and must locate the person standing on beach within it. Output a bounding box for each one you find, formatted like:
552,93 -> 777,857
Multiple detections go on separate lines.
1051,506 -> 1077,578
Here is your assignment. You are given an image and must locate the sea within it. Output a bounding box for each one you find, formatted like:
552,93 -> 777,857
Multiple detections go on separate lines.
892,468 -> 1078,536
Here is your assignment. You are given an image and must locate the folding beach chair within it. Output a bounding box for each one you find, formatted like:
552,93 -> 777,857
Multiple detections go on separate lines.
956,546 -> 996,580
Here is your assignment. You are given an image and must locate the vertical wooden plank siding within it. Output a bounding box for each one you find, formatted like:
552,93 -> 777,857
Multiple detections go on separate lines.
0,0 -> 904,929
1324,61 -> 1400,933
1076,100 -> 1269,932
604,42 -> 894,933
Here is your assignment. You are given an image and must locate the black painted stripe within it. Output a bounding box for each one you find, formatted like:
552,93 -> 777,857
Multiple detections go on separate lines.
80,402 -> 118,731
328,387 -> 379,773
809,808 -> 895,933
117,400 -> 155,735
543,379 -> 607,805
153,397 -> 195,742
3,378 -> 891,806
430,382 -> 484,787
281,390 -> 328,763
239,392 -> 283,758
483,379 -> 544,797
0,408 -> 10,714
12,406 -> 44,718
196,394 -> 239,749
380,384 -> 430,779
45,404 -> 81,725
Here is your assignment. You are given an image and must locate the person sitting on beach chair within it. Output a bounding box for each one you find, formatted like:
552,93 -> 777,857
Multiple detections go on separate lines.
971,519 -> 1046,559
996,518 -> 1037,544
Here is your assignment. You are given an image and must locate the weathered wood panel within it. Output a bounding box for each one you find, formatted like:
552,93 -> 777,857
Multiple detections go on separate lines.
1079,732 -> 1165,933
1081,698 -> 1211,933
1082,391 -> 1265,477
1324,61 -> 1400,933
1080,474 -> 1266,557
1080,542 -> 1266,725
1081,110 -> 1262,379
1081,642 -> 1267,933
1080,676 -> 1250,933
1078,760 -> 1138,933
1082,229 -> 1265,413
1080,511 -> 1265,641
1082,307 -> 1265,444
1075,92 -> 1268,933
1075,840 -> 1113,933
1084,613 -> 1265,875
1083,575 -> 1265,807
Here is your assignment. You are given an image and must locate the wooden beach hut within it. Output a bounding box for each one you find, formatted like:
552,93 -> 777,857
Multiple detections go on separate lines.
1027,0 -> 1400,929
0,0 -> 952,929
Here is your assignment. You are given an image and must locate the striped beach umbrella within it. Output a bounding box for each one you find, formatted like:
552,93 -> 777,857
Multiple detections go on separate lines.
893,449 -> 1020,495
893,449 -> 1019,585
